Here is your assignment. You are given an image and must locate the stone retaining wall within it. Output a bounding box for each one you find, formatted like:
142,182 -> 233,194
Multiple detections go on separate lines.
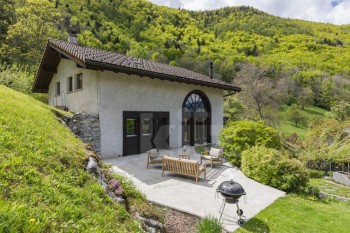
64,112 -> 101,154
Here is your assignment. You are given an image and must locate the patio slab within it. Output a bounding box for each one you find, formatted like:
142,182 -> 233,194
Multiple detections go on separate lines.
104,148 -> 285,232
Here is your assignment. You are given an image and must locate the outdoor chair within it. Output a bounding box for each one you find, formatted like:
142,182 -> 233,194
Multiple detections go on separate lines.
200,147 -> 224,167
146,148 -> 169,168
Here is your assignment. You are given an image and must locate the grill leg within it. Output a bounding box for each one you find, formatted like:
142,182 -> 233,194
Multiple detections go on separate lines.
236,202 -> 243,217
219,199 -> 226,222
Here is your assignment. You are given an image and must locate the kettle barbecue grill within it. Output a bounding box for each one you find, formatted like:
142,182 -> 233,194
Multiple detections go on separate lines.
216,180 -> 246,226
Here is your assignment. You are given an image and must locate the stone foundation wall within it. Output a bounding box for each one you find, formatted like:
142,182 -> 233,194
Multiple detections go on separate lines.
64,112 -> 101,154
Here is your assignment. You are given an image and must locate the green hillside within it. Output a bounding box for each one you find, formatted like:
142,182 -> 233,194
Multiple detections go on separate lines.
1,0 -> 349,116
0,84 -> 142,232
58,0 -> 350,79
2,0 -> 350,81
279,105 -> 328,138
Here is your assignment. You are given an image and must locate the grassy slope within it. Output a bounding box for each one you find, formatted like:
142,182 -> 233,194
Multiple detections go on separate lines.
0,85 -> 141,232
279,105 -> 328,138
235,195 -> 350,233
310,179 -> 350,198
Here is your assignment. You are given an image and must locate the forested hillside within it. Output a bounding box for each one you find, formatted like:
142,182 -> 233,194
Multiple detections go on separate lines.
1,0 -> 350,118
2,0 -> 350,76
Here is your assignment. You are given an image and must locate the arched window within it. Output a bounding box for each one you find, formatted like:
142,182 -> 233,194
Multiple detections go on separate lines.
182,91 -> 211,146
184,93 -> 207,112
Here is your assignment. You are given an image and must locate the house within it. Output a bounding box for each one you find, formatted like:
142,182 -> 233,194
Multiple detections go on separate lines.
32,36 -> 241,158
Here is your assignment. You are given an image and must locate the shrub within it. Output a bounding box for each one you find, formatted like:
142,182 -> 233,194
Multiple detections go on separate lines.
219,121 -> 281,166
197,216 -> 222,233
302,118 -> 350,170
303,185 -> 320,198
308,169 -> 324,178
241,146 -> 309,193
331,101 -> 350,121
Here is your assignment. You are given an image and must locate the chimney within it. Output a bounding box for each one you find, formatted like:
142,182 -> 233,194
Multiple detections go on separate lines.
68,30 -> 78,44
209,61 -> 213,79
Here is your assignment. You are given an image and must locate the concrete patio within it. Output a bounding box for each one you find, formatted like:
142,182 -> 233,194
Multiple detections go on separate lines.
104,147 -> 285,232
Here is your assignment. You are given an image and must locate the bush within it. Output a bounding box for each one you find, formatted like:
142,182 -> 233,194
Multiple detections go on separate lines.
219,121 -> 281,166
302,118 -> 350,170
197,216 -> 222,233
241,146 -> 309,193
303,185 -> 320,198
308,169 -> 324,178
331,101 -> 350,121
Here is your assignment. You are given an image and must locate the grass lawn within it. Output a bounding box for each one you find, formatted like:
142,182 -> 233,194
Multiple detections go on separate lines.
279,105 -> 328,138
0,85 -> 146,232
310,178 -> 350,198
235,195 -> 350,233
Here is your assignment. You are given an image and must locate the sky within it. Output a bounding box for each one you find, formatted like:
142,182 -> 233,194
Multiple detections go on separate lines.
148,0 -> 350,25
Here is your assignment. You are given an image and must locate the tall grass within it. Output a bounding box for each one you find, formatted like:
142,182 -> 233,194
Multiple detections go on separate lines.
197,216 -> 222,233
0,85 -> 143,232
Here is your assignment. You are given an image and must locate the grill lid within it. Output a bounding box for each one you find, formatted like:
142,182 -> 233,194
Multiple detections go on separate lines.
217,180 -> 245,196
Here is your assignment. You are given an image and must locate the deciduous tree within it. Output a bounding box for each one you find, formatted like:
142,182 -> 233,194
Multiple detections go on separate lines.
4,0 -> 64,66
288,104 -> 307,126
233,63 -> 280,124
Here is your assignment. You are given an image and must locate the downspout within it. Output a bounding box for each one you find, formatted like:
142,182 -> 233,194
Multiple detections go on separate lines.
97,70 -> 100,114
223,91 -> 237,98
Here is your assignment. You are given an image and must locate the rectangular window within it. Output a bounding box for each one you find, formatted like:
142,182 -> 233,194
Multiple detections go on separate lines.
55,82 -> 60,96
184,118 -> 190,142
203,118 -> 207,140
67,76 -> 73,93
75,73 -> 83,90
127,119 -> 136,136
142,118 -> 152,135
195,119 -> 199,140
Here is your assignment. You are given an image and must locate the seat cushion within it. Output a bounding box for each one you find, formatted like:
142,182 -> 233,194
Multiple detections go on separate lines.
199,165 -> 206,172
150,157 -> 163,163
209,148 -> 222,157
202,155 -> 212,160
149,149 -> 158,159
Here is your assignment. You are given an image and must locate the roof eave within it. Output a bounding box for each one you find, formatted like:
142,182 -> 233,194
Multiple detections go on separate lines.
32,40 -> 87,93
85,60 -> 241,92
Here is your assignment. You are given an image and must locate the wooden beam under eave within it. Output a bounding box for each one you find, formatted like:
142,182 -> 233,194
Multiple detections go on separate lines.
41,66 -> 57,73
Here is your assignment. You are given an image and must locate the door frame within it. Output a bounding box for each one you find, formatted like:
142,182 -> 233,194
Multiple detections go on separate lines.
182,90 -> 212,146
123,111 -> 169,156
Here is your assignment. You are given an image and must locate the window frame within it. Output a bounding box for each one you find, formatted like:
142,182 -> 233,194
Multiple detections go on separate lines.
141,118 -> 152,136
55,82 -> 60,96
67,76 -> 73,93
126,119 -> 137,137
75,73 -> 83,91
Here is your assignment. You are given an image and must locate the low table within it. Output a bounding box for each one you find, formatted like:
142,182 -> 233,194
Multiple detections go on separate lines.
178,152 -> 190,160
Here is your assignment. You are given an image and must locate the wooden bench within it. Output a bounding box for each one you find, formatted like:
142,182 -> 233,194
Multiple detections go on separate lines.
162,156 -> 206,183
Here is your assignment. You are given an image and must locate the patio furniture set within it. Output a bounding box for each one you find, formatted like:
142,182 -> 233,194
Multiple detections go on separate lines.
146,147 -> 224,183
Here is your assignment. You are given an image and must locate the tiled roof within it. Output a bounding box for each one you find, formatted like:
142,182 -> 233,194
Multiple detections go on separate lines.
32,39 -> 241,92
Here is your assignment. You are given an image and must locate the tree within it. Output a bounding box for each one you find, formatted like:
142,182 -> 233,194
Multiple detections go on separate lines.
0,0 -> 15,44
297,86 -> 314,109
4,0 -> 63,66
223,95 -> 245,122
288,104 -> 307,126
320,80 -> 336,110
331,101 -> 350,121
233,63 -> 280,124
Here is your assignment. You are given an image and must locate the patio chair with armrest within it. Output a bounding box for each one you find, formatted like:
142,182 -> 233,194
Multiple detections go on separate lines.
147,148 -> 169,168
200,147 -> 224,167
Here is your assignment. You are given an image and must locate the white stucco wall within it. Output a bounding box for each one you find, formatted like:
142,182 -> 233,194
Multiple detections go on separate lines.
97,71 -> 224,158
48,59 -> 98,114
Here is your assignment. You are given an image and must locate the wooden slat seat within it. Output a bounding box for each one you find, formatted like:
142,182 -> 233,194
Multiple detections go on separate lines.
161,156 -> 206,183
